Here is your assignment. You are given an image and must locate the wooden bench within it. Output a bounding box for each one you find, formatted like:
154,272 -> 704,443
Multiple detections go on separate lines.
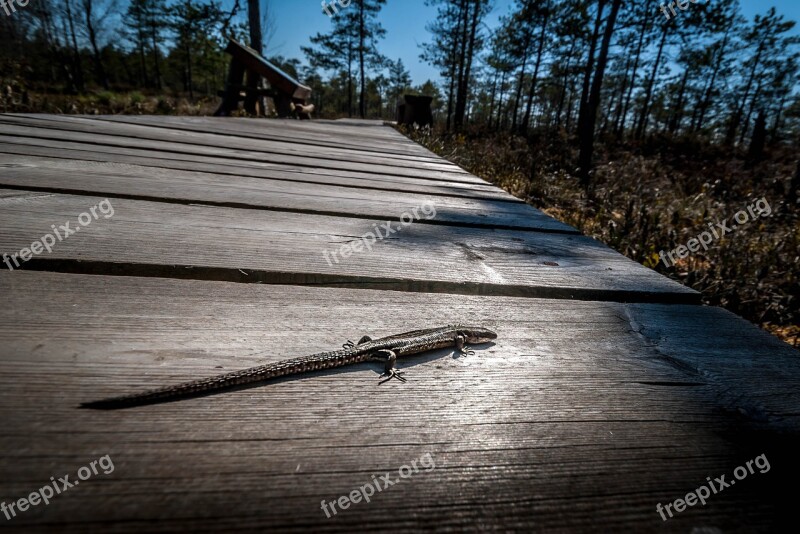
215,39 -> 313,119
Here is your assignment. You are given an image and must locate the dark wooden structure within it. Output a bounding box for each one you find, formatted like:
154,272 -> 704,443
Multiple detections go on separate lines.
396,94 -> 434,127
215,39 -> 313,119
0,113 -> 798,531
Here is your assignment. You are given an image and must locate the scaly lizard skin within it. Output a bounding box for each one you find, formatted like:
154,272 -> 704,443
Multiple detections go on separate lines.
81,325 -> 497,409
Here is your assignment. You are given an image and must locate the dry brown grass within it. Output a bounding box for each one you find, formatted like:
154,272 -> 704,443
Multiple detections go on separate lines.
402,125 -> 799,348
0,89 -> 220,116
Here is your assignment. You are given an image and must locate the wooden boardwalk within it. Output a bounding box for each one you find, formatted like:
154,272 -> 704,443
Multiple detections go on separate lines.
0,114 -> 798,532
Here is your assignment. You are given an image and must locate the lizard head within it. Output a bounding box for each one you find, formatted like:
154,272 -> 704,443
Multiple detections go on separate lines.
459,326 -> 498,344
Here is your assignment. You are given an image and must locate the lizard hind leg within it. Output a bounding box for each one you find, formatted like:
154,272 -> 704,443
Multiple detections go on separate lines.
370,349 -> 407,384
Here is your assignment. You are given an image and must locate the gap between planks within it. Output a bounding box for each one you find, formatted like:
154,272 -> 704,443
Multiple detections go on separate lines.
0,119 -> 477,185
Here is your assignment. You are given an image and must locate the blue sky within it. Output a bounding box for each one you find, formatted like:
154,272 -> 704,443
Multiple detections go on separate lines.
257,0 -> 800,85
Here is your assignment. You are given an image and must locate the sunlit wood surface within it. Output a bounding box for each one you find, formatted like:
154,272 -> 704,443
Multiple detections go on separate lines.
0,114 -> 797,532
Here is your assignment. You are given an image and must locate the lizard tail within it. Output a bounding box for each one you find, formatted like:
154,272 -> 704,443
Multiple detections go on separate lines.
79,355 -> 325,410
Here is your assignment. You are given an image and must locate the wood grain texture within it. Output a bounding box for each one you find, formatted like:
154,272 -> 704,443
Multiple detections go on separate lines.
0,272 -> 797,532
0,119 -> 480,184
1,115 -> 794,533
0,153 -> 575,233
0,188 -> 696,301
0,114 -> 450,169
93,115 -> 439,155
6,114 -> 439,158
3,114 -> 447,162
0,141 -> 514,201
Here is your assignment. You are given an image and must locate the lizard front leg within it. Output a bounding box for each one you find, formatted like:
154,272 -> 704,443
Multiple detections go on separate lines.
455,334 -> 475,356
370,349 -> 407,384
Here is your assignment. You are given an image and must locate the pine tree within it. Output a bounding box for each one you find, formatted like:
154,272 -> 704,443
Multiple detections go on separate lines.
387,58 -> 412,114
168,0 -> 224,100
302,20 -> 357,117
80,0 -> 112,90
125,0 -> 168,88
726,8 -> 800,145
577,0 -> 622,186
303,1 -> 387,119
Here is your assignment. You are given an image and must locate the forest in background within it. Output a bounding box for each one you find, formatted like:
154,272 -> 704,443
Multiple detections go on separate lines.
0,0 -> 432,118
0,0 -> 798,345
2,1 -> 798,143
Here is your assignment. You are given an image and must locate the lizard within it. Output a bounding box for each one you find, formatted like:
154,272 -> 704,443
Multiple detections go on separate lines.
80,325 -> 497,409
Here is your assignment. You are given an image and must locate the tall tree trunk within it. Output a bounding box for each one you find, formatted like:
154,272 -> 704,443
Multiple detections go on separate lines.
150,23 -> 162,90
511,44 -> 530,131
668,68 -> 690,134
457,0 -> 481,128
488,69 -> 499,127
453,0 -> 470,130
245,0 -> 263,115
565,88 -> 574,133
694,29 -> 729,132
578,0 -> 622,187
739,78 -> 764,146
82,0 -> 109,90
521,9 -> 549,132
445,24 -> 460,131
726,40 -> 765,146
770,94 -> 787,143
64,0 -> 85,92
636,24 -> 670,139
446,70 -> 456,131
577,0 -> 605,145
746,110 -> 767,164
137,32 -> 149,87
185,43 -> 193,100
612,56 -> 632,136
48,7 -> 78,91
358,0 -> 367,118
691,75 -> 712,131
347,52 -> 354,118
460,0 -> 482,125
620,6 -> 650,139
555,40 -> 576,130
495,70 -> 507,131
635,23 -> 668,140
600,86 -> 616,135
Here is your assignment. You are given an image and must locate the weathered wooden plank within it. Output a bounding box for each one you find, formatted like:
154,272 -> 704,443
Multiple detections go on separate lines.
17,113 -> 442,161
0,119 -> 476,183
0,272 -> 796,531
8,114 -> 436,158
0,114 -> 452,170
0,125 -> 482,186
153,116 -> 426,145
0,153 -> 575,233
0,141 -> 513,202
0,189 -> 696,301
